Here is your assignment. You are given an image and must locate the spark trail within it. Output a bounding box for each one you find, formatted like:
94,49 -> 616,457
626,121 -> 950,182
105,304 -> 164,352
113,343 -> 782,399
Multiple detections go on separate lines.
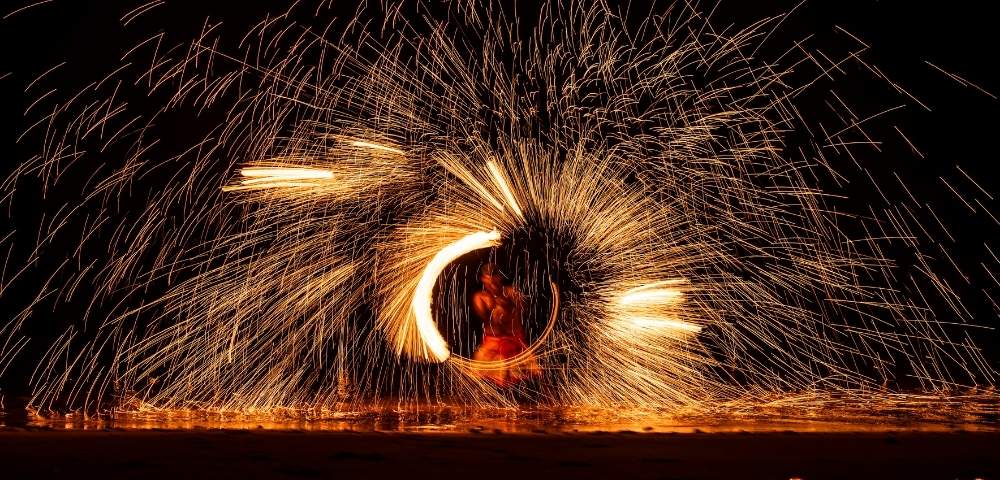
0,0 -> 997,419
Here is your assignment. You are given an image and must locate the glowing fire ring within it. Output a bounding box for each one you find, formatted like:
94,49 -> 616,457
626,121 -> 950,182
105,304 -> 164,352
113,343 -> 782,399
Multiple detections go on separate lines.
410,230 -> 559,369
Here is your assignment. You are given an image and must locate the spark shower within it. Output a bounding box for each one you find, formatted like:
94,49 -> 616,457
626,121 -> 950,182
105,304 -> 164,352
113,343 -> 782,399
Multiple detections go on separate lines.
1,0 -> 997,417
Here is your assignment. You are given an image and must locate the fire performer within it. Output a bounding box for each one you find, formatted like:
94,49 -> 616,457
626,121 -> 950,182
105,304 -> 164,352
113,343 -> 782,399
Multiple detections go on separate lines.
471,263 -> 540,385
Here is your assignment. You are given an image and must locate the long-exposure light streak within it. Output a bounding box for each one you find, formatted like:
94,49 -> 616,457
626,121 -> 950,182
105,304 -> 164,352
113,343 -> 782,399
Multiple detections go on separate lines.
410,230 -> 501,363
222,167 -> 335,192
629,318 -> 702,333
619,283 -> 686,306
349,140 -> 404,155
487,160 -> 524,221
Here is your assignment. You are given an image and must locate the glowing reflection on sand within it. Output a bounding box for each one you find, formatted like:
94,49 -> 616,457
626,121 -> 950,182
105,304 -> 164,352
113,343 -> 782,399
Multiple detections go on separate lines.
6,398 -> 998,434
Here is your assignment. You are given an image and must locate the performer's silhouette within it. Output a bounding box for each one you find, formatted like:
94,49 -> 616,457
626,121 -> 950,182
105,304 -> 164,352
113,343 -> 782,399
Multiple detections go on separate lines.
470,263 -> 540,385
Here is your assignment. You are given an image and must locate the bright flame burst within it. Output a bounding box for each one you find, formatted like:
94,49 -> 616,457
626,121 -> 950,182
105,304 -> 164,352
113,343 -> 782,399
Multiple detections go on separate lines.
221,167 -> 335,192
1,0 -> 997,417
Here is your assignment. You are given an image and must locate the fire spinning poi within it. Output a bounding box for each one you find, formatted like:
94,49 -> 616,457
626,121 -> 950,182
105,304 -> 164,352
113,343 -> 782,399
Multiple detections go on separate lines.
0,0 -> 996,416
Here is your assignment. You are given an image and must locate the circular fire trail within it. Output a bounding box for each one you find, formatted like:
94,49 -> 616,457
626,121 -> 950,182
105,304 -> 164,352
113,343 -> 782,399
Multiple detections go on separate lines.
1,0 -> 997,418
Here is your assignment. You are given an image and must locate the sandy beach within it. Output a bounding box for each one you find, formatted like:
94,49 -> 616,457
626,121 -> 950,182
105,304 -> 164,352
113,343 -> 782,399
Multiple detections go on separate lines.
1,428 -> 998,479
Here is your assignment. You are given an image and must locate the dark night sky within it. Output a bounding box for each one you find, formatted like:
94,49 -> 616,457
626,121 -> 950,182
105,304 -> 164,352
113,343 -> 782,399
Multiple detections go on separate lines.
2,1 -> 997,155
1,0 -> 999,399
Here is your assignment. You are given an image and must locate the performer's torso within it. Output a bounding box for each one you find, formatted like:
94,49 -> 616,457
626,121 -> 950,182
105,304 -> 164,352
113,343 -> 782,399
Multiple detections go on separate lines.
481,287 -> 522,338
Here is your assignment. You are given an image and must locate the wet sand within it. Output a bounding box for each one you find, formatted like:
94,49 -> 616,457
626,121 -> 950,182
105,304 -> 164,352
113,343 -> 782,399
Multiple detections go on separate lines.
1,428 -> 998,479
